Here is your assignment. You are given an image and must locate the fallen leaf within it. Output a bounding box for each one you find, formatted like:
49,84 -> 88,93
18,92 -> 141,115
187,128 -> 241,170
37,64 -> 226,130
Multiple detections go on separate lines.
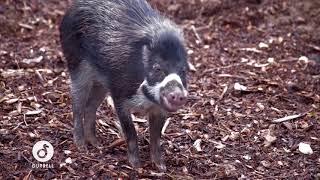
22,56 -> 43,64
256,102 -> 265,111
267,57 -> 275,63
263,130 -> 277,147
243,155 -> 251,160
28,132 -> 36,138
298,142 -> 313,155
210,140 -> 226,149
193,139 -> 202,152
234,82 -> 247,91
187,49 -> 194,55
64,150 -> 72,155
258,42 -> 269,49
261,160 -> 271,168
188,61 -> 197,72
65,157 -> 72,164
229,131 -> 240,141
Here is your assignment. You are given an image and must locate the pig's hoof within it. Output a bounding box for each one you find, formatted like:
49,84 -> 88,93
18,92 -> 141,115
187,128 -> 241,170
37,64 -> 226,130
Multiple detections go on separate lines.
129,155 -> 141,169
155,162 -> 167,172
74,137 -> 87,152
76,143 -> 88,152
86,135 -> 101,149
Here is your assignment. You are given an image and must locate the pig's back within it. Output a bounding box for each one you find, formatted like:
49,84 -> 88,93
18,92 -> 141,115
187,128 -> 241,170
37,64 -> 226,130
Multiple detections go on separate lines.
60,0 -> 160,71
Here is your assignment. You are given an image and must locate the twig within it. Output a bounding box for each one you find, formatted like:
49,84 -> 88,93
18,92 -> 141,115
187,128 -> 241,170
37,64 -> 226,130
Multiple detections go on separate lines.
35,70 -> 45,85
23,114 -> 28,126
12,122 -> 24,131
191,25 -> 203,44
272,113 -> 306,123
239,47 -> 263,53
217,73 -> 248,80
18,23 -> 34,30
218,85 -> 228,101
308,44 -> 320,52
107,138 -> 125,149
21,152 -> 34,164
161,118 -> 171,135
82,155 -> 100,162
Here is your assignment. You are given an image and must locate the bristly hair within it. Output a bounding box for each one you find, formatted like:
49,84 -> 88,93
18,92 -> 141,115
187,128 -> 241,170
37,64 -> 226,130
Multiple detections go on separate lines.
71,0 -> 184,55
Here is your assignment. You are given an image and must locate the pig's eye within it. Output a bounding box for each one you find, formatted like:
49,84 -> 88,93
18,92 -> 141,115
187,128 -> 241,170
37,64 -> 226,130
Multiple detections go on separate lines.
153,64 -> 161,72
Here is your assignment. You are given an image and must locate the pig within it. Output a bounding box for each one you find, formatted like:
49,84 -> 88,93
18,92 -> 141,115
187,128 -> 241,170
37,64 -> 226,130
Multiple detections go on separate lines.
59,0 -> 188,171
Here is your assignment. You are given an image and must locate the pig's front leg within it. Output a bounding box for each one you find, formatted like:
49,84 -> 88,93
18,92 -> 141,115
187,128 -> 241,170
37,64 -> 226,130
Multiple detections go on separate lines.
148,109 -> 167,172
114,99 -> 141,168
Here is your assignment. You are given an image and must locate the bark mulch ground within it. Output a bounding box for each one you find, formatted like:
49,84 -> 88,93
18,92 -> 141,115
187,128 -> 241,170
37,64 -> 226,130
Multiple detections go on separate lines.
0,0 -> 319,179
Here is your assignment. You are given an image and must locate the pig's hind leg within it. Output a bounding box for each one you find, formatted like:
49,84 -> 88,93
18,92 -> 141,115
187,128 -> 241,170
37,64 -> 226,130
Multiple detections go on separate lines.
70,62 -> 95,151
83,83 -> 107,148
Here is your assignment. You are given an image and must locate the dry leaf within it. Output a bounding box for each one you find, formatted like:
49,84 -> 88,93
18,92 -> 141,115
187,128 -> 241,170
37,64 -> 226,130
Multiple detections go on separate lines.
298,142 -> 313,155
28,132 -> 36,138
243,155 -> 251,160
22,56 -> 43,64
188,61 -> 197,72
64,150 -> 72,155
229,131 -> 240,141
261,160 -> 271,168
187,49 -> 194,55
210,140 -> 226,149
256,103 -> 265,111
234,82 -> 247,91
65,157 -> 72,164
258,42 -> 269,49
193,139 -> 202,152
263,130 -> 277,147
267,57 -> 275,63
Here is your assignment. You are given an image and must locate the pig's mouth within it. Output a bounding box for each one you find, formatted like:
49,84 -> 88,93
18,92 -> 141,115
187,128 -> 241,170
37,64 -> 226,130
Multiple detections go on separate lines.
160,96 -> 183,112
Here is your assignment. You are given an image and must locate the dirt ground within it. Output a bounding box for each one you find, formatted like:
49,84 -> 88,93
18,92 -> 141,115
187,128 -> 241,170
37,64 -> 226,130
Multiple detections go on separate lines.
1,0 -> 320,179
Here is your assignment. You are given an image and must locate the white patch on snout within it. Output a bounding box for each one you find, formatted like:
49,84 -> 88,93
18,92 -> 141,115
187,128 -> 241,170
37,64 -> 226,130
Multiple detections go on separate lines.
129,73 -> 187,113
150,73 -> 187,102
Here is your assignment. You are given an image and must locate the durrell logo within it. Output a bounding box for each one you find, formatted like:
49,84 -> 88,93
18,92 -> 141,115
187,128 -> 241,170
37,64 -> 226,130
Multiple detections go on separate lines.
32,140 -> 54,168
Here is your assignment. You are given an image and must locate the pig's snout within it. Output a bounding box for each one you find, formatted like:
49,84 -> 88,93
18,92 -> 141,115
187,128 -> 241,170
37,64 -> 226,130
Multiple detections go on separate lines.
157,73 -> 188,112
167,90 -> 187,106
161,87 -> 188,112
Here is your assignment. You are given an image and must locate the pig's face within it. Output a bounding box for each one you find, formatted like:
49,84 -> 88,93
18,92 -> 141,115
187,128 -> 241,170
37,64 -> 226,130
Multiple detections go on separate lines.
142,33 -> 188,112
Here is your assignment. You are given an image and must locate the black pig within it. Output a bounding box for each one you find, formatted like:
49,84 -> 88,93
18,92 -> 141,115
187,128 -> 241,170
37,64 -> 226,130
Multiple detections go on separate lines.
60,0 -> 188,171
